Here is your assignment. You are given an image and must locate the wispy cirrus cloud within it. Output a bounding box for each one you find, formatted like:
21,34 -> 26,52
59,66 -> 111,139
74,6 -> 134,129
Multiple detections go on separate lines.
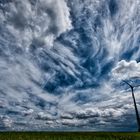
0,0 -> 140,131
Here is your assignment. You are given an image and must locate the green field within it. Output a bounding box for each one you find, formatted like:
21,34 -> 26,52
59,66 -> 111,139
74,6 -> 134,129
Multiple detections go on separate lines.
0,132 -> 140,140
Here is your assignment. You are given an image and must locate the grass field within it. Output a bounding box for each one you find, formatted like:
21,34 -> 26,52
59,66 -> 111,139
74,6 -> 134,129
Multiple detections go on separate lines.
0,132 -> 140,140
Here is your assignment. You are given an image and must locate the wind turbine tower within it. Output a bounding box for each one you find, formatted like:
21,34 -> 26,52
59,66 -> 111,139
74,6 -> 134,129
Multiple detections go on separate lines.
123,81 -> 140,132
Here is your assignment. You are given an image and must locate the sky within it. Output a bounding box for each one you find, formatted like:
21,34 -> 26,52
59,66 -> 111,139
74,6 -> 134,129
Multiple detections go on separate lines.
0,0 -> 140,131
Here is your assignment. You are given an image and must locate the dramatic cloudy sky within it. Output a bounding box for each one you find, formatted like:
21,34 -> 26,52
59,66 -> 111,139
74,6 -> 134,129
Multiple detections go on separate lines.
0,0 -> 140,131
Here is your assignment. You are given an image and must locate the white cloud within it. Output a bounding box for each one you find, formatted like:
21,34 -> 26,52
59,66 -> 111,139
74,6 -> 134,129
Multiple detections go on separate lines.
112,60 -> 140,80
0,115 -> 13,128
1,0 -> 72,47
37,112 -> 52,120
0,0 -> 140,131
22,109 -> 34,116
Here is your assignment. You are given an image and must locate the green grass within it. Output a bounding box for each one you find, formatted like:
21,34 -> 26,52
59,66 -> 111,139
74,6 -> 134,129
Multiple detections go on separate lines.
0,132 -> 140,140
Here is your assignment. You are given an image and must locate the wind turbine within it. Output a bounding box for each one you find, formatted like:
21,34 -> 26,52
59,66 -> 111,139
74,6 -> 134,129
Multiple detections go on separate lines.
123,80 -> 140,132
